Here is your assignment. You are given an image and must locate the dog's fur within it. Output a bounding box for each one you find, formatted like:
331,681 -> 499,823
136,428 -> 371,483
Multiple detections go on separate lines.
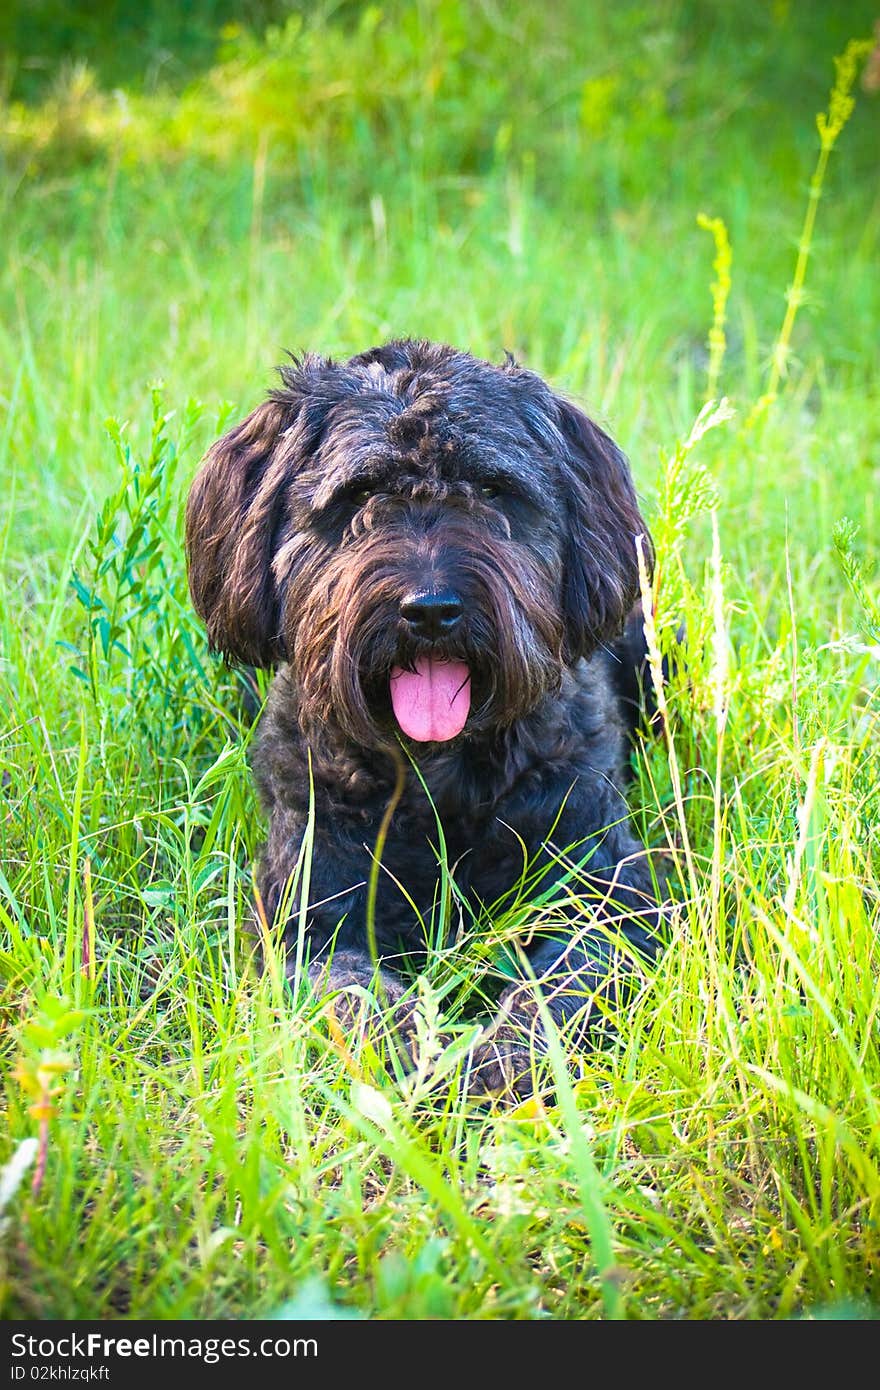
186,339 -> 665,1095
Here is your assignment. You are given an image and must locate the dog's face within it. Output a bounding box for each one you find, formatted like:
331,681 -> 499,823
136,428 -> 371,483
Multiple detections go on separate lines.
186,340 -> 650,749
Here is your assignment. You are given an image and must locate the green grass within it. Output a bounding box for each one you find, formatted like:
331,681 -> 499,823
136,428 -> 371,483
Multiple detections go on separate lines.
1,1 -> 879,1320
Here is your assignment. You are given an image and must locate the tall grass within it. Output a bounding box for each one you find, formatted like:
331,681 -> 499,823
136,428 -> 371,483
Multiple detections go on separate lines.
1,5 -> 879,1319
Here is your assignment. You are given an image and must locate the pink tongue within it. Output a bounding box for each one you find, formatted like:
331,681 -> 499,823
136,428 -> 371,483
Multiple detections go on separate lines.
390,658 -> 471,742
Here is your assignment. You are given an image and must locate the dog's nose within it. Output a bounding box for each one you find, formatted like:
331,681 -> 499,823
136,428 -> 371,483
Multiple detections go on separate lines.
400,589 -> 463,639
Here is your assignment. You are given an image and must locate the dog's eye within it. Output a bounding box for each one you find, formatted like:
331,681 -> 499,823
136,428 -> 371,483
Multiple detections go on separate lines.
349,486 -> 374,506
480,482 -> 502,500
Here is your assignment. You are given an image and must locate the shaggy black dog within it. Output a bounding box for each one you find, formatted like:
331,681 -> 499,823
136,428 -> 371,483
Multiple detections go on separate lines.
186,339 -> 665,1096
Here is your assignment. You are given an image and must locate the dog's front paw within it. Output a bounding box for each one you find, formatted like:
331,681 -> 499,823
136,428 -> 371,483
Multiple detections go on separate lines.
465,988 -> 552,1100
308,950 -> 416,1063
467,1029 -> 536,1100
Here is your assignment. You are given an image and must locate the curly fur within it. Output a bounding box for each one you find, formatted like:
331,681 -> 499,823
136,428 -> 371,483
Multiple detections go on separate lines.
186,339 -> 665,1097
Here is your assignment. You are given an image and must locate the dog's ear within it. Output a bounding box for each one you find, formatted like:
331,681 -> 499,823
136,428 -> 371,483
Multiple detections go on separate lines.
554,396 -> 652,662
185,397 -> 295,667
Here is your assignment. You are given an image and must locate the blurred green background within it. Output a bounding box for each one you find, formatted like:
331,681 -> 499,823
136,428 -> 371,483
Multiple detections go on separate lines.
1,2 -> 877,559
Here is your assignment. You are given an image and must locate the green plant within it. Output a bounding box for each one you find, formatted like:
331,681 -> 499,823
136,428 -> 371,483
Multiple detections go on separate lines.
11,993 -> 86,1196
696,212 -> 732,403
65,388 -> 256,762
749,37 -> 875,423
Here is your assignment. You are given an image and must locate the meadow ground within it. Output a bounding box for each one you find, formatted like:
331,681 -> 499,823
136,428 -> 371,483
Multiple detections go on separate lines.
1,2 -> 879,1319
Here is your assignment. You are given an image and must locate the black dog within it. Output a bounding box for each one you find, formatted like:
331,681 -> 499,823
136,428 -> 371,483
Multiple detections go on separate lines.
186,340 -> 665,1095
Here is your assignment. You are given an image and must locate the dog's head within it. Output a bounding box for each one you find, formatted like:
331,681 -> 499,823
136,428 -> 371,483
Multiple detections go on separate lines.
186,340 -> 650,748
